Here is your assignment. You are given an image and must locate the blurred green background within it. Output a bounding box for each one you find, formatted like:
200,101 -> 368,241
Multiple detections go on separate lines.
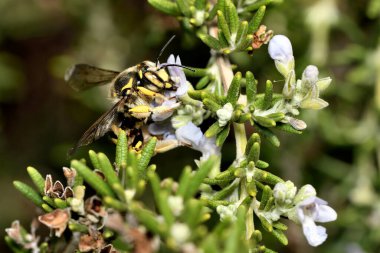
0,0 -> 379,252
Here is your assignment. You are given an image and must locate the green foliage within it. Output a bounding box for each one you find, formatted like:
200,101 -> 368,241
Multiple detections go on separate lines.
5,0 -> 341,252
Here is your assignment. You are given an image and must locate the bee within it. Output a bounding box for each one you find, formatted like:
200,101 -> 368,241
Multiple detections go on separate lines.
65,36 -> 190,155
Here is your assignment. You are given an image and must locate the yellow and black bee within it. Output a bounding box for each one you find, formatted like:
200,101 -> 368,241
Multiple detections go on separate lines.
65,37 -> 189,154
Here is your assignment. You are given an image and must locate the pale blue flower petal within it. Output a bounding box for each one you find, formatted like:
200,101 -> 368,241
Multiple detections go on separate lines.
302,218 -> 328,247
175,122 -> 203,146
268,35 -> 294,64
315,205 -> 337,223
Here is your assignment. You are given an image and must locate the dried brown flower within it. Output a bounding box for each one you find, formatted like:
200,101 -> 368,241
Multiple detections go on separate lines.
44,174 -> 73,199
5,220 -> 40,252
79,230 -> 105,252
252,25 -> 273,50
38,209 -> 70,237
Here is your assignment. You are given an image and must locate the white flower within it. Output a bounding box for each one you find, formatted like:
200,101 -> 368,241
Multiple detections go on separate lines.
302,65 -> 319,86
268,35 -> 294,65
294,184 -> 317,203
168,196 -> 184,216
268,35 -> 294,77
170,223 -> 191,244
273,180 -> 297,206
216,103 -> 234,127
166,55 -> 188,97
175,122 -> 220,160
296,196 -> 337,247
216,204 -> 238,221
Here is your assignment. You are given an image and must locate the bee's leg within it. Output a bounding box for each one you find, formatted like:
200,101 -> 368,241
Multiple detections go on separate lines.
128,105 -> 152,119
136,86 -> 167,101
131,128 -> 144,152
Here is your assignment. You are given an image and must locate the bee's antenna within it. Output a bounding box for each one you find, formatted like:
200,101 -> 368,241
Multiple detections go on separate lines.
156,35 -> 176,66
159,64 -> 195,72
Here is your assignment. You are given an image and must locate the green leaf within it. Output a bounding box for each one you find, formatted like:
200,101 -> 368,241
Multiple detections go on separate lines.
205,121 -> 225,137
71,160 -> 115,197
183,199 -> 203,229
203,98 -> 222,112
245,133 -> 260,156
217,30 -> 229,48
276,123 -> 302,134
273,222 -> 288,230
226,72 -> 242,106
263,80 -> 273,109
266,112 -> 285,122
225,0 -> 239,35
131,203 -> 167,237
26,166 -> 45,195
183,67 -> 208,78
207,3 -> 218,21
246,71 -> 257,104
198,33 -> 223,50
255,126 -> 280,147
13,181 -> 43,207
264,196 -> 274,211
223,206 -> 246,253
41,203 -> 53,212
247,180 -> 257,197
176,0 -> 191,16
216,125 -> 230,146
177,166 -> 193,198
42,196 -> 55,208
98,152 -> 120,188
136,137 -> 157,179
148,0 -> 181,16
54,198 -> 68,209
256,160 -> 269,168
211,180 -> 239,200
217,10 -> 231,44
245,0 -> 282,12
185,157 -> 216,200
259,185 -> 272,210
235,34 -> 253,51
89,150 -> 100,170
201,235 -> 219,253
68,222 -> 89,233
236,21 -> 248,44
253,168 -> 283,185
254,115 -> 276,128
115,130 -> 127,169
271,229 -> 288,245
196,75 -> 210,89
187,90 -> 204,100
148,171 -> 175,225
247,142 -> 260,163
195,0 -> 207,9
104,196 -> 128,211
248,5 -> 266,34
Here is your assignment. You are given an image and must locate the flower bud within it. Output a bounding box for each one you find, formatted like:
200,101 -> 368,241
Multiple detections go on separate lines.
294,184 -> 316,203
216,103 -> 234,127
273,181 -> 297,206
268,35 -> 295,77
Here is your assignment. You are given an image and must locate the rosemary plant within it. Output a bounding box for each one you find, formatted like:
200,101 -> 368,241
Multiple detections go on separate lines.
5,0 -> 337,252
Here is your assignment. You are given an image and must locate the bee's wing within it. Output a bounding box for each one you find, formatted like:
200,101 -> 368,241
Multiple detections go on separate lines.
69,98 -> 126,155
65,64 -> 120,91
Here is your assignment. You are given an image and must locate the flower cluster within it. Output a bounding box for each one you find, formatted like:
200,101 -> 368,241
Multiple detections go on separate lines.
6,1 -> 337,252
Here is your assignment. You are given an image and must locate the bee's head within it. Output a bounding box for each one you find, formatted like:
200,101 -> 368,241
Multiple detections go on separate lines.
112,72 -> 137,98
141,61 -> 157,71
